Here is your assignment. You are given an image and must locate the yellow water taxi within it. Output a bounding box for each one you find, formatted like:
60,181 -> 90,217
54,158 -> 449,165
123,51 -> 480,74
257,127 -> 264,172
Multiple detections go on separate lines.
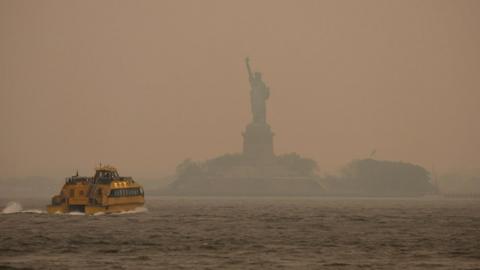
47,165 -> 145,215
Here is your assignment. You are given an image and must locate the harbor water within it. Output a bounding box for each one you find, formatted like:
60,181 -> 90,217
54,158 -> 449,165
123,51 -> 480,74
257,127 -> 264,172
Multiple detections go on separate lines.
1,197 -> 479,269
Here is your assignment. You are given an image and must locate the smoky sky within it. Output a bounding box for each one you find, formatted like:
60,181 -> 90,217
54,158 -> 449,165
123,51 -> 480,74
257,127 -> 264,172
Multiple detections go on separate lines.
1,0 -> 479,179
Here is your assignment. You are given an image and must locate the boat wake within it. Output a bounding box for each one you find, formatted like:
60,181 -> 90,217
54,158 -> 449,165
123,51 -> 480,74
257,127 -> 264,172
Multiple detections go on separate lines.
114,206 -> 149,215
91,206 -> 148,216
66,211 -> 85,216
1,201 -> 45,214
1,201 -> 147,216
56,207 -> 148,216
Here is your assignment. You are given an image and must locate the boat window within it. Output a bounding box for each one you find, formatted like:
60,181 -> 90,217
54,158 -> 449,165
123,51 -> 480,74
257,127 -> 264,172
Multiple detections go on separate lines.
70,189 -> 74,197
79,190 -> 84,196
108,188 -> 143,197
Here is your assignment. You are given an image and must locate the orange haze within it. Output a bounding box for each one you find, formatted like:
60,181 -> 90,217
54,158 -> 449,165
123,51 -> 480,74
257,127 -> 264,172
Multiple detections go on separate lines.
1,0 -> 479,179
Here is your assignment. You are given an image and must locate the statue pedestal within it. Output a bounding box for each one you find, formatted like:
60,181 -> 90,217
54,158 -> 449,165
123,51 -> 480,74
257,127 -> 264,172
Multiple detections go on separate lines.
242,122 -> 274,162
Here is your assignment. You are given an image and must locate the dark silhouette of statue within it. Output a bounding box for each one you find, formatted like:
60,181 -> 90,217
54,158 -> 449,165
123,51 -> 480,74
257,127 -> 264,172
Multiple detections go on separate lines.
245,57 -> 270,124
243,57 -> 274,161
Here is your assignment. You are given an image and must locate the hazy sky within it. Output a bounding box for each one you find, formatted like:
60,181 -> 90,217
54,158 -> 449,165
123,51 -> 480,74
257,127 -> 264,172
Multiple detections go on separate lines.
1,0 -> 479,179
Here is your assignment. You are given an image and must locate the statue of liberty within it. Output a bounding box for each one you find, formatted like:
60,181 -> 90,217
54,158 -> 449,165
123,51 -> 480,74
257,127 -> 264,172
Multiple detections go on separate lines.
245,57 -> 270,124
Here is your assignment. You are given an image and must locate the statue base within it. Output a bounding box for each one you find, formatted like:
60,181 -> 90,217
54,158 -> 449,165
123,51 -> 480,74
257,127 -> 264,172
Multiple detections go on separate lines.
242,122 -> 274,161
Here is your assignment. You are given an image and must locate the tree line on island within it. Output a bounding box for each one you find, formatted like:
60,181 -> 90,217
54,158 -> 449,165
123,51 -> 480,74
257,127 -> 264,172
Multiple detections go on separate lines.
323,158 -> 434,196
169,154 -> 435,197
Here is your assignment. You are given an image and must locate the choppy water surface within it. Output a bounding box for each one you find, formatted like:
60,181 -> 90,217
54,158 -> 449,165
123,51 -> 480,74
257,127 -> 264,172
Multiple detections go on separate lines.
1,197 -> 479,269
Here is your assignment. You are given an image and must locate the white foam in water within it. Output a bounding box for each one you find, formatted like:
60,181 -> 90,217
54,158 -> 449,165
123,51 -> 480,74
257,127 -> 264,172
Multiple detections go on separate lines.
2,201 -> 23,214
1,201 -> 45,214
68,212 -> 85,216
22,209 -> 45,214
113,206 -> 148,215
1,202 -> 147,215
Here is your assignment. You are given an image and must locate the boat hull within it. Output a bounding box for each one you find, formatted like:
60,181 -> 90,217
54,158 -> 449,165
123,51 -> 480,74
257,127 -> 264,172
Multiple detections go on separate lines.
47,203 -> 144,215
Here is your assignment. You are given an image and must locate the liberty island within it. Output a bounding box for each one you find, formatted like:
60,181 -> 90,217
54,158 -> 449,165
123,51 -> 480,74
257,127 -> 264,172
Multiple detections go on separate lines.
164,58 -> 323,196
